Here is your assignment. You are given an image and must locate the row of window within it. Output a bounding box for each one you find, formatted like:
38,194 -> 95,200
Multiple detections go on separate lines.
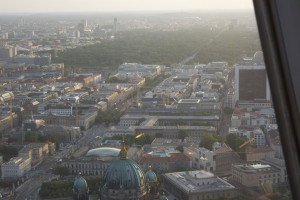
64,163 -> 108,169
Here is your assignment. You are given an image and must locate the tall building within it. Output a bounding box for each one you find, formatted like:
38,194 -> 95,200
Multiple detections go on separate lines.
81,19 -> 88,28
113,18 -> 118,36
235,51 -> 270,106
235,65 -> 270,104
0,46 -> 17,61
225,88 -> 235,109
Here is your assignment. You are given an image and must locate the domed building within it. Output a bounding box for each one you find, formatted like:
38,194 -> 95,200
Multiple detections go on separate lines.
73,173 -> 89,200
159,193 -> 168,200
144,170 -> 159,199
99,138 -> 159,200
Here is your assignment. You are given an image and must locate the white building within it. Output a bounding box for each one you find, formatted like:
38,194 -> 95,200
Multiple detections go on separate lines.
1,157 -> 31,178
226,88 -> 235,109
93,74 -> 102,85
253,128 -> 266,146
184,146 -> 216,172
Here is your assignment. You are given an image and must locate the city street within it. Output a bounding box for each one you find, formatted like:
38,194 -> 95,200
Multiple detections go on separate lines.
15,157 -> 57,200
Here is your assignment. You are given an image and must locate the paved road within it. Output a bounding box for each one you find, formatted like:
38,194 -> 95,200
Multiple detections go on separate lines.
15,157 -> 57,200
178,26 -> 228,66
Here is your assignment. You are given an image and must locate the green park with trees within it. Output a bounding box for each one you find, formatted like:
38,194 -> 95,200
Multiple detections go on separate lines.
95,109 -> 123,126
53,29 -> 260,75
0,146 -> 18,161
24,131 -> 59,150
39,176 -> 102,198
199,132 -> 224,150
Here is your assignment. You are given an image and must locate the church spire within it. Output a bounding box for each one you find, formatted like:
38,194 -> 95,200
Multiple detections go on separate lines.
119,136 -> 127,159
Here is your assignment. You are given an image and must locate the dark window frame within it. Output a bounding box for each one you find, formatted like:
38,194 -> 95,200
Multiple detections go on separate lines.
253,0 -> 300,199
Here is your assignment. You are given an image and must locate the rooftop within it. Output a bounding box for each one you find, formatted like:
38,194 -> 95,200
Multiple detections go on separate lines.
86,147 -> 121,157
163,170 -> 235,194
247,146 -> 274,154
140,152 -> 190,163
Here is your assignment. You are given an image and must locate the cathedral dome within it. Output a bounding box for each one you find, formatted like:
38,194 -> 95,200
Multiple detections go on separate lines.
102,138 -> 145,190
145,170 -> 157,182
103,158 -> 145,190
73,176 -> 89,195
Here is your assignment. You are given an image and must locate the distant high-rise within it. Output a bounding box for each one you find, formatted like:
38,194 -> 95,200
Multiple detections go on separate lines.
19,17 -> 25,26
235,64 -> 270,103
0,46 -> 17,61
235,51 -> 270,105
81,19 -> 87,28
113,17 -> 118,36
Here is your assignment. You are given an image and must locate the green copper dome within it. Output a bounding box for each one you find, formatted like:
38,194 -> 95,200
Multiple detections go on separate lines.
102,137 -> 145,190
103,159 -> 145,190
145,170 -> 157,182
159,194 -> 169,200
73,176 -> 89,195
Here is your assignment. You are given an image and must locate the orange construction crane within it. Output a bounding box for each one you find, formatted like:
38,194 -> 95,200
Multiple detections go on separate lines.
239,136 -> 254,149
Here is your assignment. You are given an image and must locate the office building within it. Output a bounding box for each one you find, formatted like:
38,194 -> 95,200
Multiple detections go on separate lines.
232,162 -> 288,187
235,65 -> 270,104
163,170 -> 238,200
1,156 -> 31,178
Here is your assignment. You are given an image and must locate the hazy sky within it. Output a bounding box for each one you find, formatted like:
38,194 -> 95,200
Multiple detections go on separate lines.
0,0 -> 253,13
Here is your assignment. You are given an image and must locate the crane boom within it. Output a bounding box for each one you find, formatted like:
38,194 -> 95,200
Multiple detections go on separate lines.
239,137 -> 254,149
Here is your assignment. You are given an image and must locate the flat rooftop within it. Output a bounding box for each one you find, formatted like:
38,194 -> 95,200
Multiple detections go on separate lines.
163,170 -> 235,194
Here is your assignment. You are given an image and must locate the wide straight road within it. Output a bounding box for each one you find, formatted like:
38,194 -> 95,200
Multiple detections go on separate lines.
15,156 -> 59,199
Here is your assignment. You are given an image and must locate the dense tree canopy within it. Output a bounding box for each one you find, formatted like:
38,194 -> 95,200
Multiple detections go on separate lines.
178,130 -> 187,142
53,29 -> 260,75
199,133 -> 224,150
226,133 -> 248,152
95,109 -> 123,126
25,131 -> 39,142
39,176 -> 102,198
53,166 -> 70,177
0,146 -> 18,161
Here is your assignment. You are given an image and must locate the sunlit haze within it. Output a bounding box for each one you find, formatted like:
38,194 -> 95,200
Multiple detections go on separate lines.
1,0 -> 253,13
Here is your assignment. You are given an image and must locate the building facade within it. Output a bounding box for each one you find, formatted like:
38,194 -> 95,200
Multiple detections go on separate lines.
1,156 -> 31,178
163,170 -> 238,200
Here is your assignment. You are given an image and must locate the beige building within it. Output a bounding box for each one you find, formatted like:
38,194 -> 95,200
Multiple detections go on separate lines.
232,162 -> 287,187
19,143 -> 50,165
214,146 -> 233,174
184,143 -> 233,174
139,152 -> 192,173
163,170 -> 238,200
0,112 -> 18,133
1,156 -> 31,178
36,110 -> 97,130
246,146 -> 275,162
